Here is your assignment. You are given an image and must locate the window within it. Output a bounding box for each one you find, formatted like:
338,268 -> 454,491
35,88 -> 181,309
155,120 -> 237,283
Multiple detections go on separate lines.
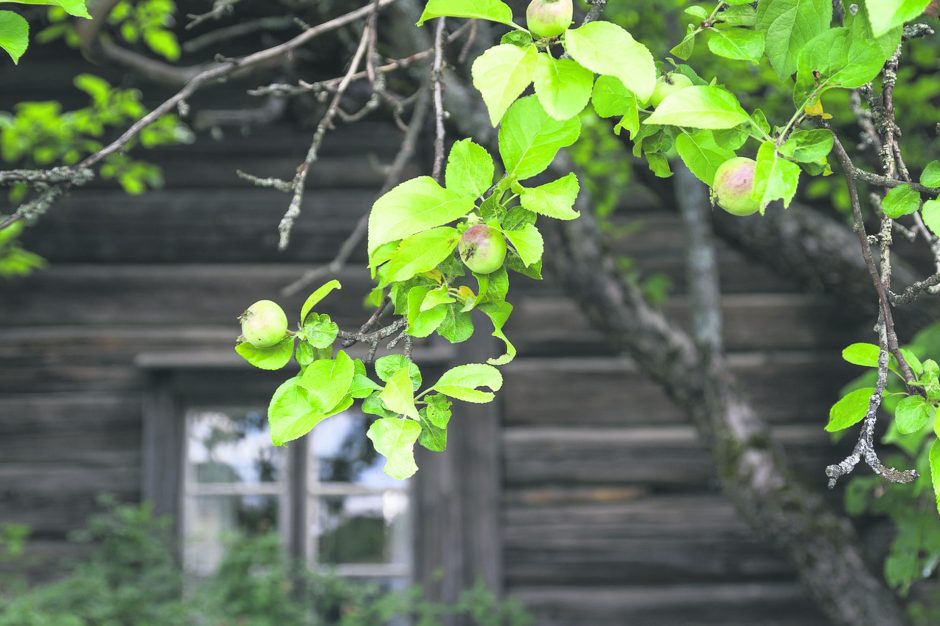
182,405 -> 412,588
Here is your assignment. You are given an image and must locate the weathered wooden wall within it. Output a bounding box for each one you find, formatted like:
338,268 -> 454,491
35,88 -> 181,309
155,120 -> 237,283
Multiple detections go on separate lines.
0,46 -> 868,625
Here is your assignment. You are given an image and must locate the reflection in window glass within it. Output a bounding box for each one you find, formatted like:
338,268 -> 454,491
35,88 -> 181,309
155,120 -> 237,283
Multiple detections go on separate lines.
184,495 -> 280,577
182,406 -> 412,586
316,493 -> 410,566
188,409 -> 284,484
312,412 -> 399,488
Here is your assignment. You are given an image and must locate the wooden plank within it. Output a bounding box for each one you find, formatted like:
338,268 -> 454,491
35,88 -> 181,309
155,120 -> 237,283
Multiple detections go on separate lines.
502,353 -> 855,427
503,494 -> 790,586
0,393 -> 139,433
510,583 -> 826,626
20,189 -> 374,263
502,425 -> 847,489
0,265 -> 374,326
511,293 -> 864,355
141,371 -> 184,540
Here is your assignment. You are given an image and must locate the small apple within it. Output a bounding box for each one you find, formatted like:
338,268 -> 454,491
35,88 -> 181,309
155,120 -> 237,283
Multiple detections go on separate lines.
650,73 -> 694,107
239,300 -> 289,348
459,225 -> 507,274
526,0 -> 573,39
712,157 -> 760,217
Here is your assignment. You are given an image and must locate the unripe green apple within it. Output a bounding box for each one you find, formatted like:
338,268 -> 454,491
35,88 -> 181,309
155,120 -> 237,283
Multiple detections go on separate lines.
650,73 -> 694,107
459,225 -> 507,274
526,0 -> 573,38
712,157 -> 760,217
240,300 -> 289,348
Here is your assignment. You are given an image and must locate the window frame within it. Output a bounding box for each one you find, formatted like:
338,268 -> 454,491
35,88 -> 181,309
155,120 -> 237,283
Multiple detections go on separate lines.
138,342 -> 502,603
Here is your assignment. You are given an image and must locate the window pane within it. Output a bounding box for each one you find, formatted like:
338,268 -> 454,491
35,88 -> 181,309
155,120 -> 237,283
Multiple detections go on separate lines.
184,494 -> 280,576
187,408 -> 284,484
315,493 -> 411,567
312,411 -> 402,488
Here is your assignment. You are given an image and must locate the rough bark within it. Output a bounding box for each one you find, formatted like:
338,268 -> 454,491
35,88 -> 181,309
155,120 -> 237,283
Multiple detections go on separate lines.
711,205 -> 940,333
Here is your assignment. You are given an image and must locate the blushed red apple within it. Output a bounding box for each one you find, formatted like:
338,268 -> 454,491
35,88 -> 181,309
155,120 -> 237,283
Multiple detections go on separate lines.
459,224 -> 507,274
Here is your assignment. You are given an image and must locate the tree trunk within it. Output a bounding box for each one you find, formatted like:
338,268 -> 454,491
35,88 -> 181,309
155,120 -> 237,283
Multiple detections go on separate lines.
711,205 -> 940,334
540,168 -> 909,626
389,2 -> 908,623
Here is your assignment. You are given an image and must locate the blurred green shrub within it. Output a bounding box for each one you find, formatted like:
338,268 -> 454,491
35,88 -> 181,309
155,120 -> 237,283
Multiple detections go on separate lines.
0,498 -> 531,626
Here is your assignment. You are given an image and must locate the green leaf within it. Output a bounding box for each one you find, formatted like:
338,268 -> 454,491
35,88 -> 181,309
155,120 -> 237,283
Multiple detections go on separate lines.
302,313 -> 339,349
865,0 -> 931,38
299,351 -> 355,414
921,161 -> 940,189
445,139 -> 495,199
418,412 -> 448,452
719,4 -> 757,26
5,0 -> 89,18
707,27 -> 764,63
425,393 -> 453,429
670,27 -> 698,60
381,227 -> 460,284
826,387 -> 875,432
438,305 -> 475,343
406,285 -> 447,338
367,417 -> 421,480
644,86 -> 750,130
268,375 -> 353,446
793,27 -> 885,104
842,342 -> 882,367
756,0 -> 832,79
930,439 -> 940,514
379,367 -> 420,420
498,96 -> 581,181
479,301 -> 516,365
778,129 -> 834,163
895,395 -> 933,435
432,363 -> 504,403
845,2 -> 901,60
922,200 -> 940,238
300,279 -> 341,324
564,21 -> 656,103
368,177 -> 474,254
375,354 -> 422,389
471,43 -> 538,126
591,75 -> 639,138
0,10 -> 28,64
591,74 -> 634,118
533,54 -> 594,121
236,336 -> 294,370
349,360 -> 382,399
882,185 -> 922,219
753,141 -> 800,212
421,285 -> 455,312
675,131 -> 736,186
504,223 -> 543,268
519,172 -> 581,220
417,0 -> 516,27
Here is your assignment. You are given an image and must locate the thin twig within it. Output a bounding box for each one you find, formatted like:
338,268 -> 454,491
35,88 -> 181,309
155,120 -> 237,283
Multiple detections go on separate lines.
276,16 -> 373,250
431,18 -> 447,182
281,84 -> 432,296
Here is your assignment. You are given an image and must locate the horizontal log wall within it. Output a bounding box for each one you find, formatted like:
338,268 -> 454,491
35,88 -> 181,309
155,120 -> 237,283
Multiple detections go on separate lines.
0,50 -> 866,625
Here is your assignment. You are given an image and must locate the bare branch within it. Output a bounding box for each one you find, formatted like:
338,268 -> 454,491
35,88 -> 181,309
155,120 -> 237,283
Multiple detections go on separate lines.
0,0 -> 399,232
430,17 -> 447,183
281,84 -> 433,297
276,18 -> 373,250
